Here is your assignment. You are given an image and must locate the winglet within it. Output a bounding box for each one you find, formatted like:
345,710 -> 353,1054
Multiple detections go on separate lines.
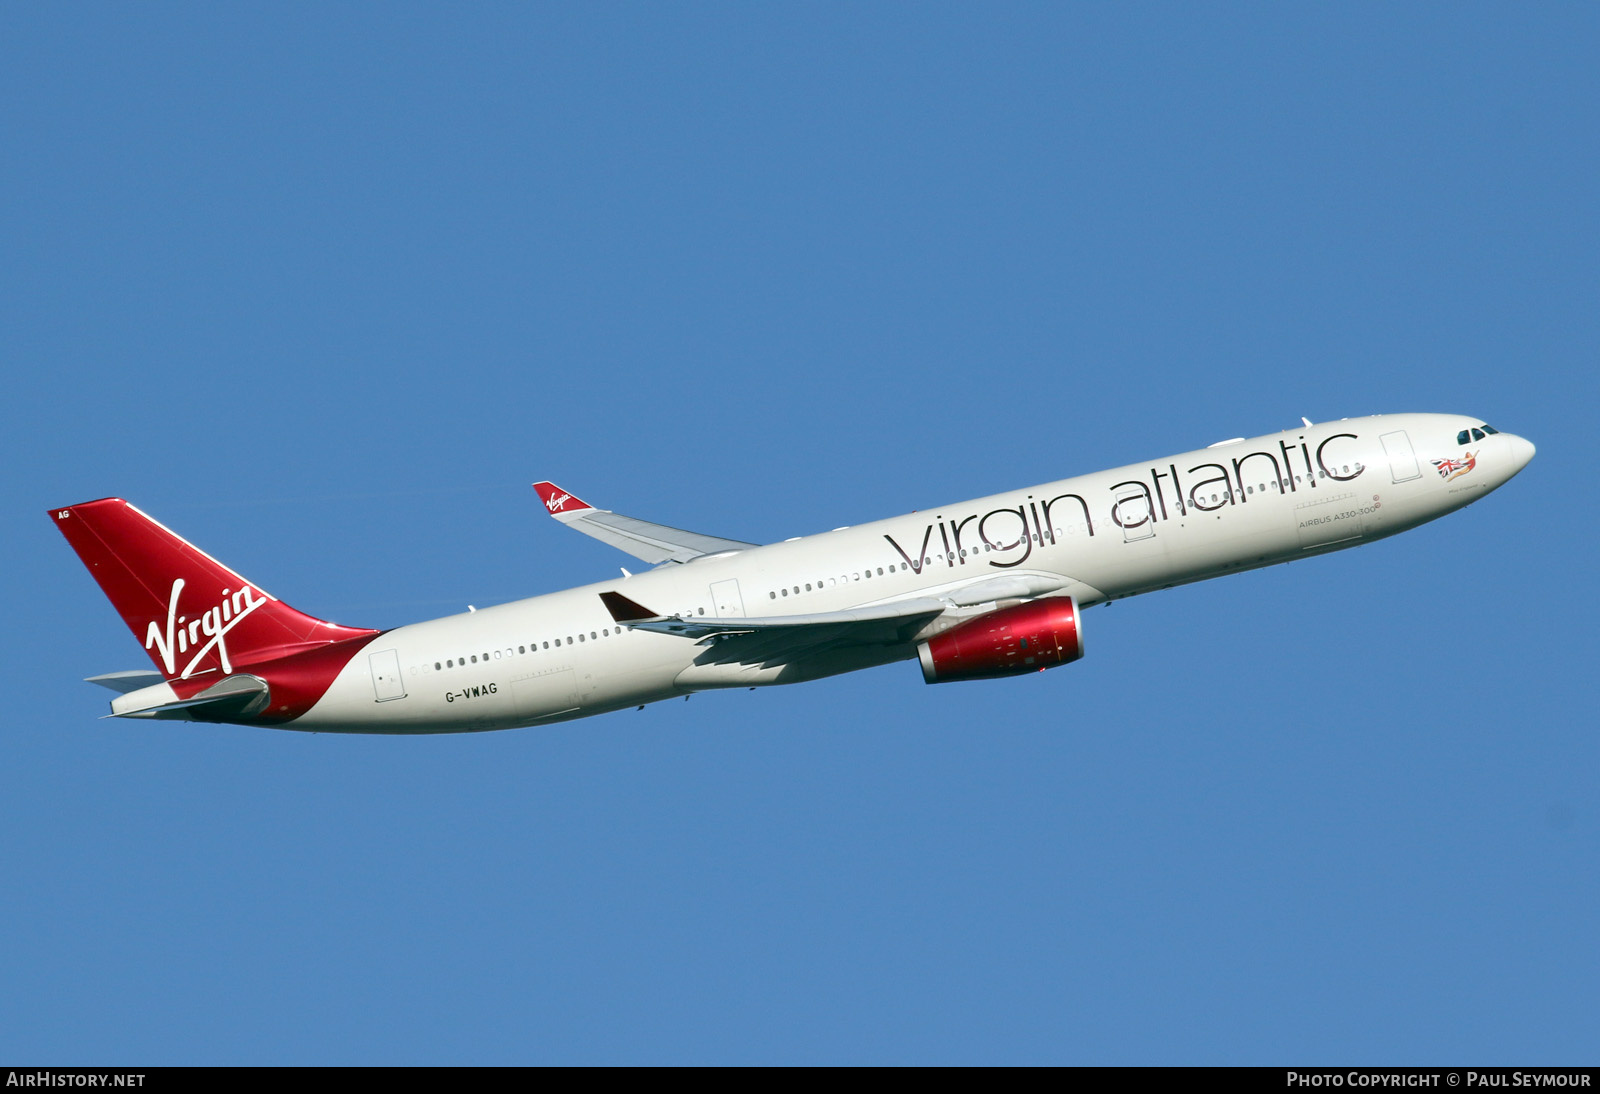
600,591 -> 662,623
532,483 -> 758,565
532,482 -> 593,518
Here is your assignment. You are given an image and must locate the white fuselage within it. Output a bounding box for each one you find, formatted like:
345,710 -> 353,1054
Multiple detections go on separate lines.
292,413 -> 1532,733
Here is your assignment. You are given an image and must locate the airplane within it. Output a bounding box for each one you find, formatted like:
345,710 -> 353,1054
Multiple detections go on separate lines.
51,413 -> 1534,733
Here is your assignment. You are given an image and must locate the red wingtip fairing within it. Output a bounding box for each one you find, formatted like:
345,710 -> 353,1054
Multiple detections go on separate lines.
50,499 -> 378,697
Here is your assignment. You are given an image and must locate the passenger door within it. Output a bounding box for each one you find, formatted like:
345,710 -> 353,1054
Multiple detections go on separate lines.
369,649 -> 406,702
1380,431 -> 1422,483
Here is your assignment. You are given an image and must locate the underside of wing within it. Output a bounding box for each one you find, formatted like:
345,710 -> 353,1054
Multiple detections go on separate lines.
599,591 -> 946,666
533,481 -> 758,565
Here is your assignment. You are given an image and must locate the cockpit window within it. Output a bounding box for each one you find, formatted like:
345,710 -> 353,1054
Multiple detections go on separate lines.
1458,424 -> 1499,445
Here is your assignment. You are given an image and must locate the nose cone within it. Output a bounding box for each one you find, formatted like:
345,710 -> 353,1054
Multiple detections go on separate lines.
1505,433 -> 1536,476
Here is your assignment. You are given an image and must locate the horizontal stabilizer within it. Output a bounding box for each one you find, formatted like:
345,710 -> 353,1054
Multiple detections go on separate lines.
86,670 -> 168,694
533,481 -> 757,565
110,674 -> 271,721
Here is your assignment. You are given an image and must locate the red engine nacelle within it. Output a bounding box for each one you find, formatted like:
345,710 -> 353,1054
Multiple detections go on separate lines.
917,597 -> 1084,683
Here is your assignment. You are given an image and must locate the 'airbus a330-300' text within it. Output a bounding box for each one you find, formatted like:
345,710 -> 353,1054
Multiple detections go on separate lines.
53,413 -> 1533,732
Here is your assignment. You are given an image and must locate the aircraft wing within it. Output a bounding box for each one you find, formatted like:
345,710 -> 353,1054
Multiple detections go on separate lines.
600,591 -> 946,666
533,481 -> 758,565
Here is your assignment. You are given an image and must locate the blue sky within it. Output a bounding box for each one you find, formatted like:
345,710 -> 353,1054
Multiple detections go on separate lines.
3,3 -> 1595,1064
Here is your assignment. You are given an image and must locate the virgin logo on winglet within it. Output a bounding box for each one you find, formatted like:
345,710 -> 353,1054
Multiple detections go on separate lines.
533,481 -> 591,514
145,578 -> 267,678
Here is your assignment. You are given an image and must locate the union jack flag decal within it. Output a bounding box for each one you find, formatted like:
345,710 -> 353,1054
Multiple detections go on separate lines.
1432,451 -> 1477,481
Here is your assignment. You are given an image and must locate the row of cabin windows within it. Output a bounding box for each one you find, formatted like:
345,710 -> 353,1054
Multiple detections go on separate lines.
1237,463 -> 1363,497
770,561 -> 922,599
763,534 -> 1089,601
434,627 -> 622,671
1457,424 -> 1499,445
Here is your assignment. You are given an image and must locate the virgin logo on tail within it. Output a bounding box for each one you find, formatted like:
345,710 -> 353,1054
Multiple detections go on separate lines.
145,578 -> 267,678
545,492 -> 574,513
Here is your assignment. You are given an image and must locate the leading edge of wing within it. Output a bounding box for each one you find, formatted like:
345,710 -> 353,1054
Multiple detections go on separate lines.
532,481 -> 758,565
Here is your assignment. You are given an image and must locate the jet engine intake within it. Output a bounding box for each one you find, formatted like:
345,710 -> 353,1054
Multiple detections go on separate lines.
917,597 -> 1083,683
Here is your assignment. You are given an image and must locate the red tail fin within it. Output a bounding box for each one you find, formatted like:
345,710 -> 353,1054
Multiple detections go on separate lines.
51,499 -> 377,682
